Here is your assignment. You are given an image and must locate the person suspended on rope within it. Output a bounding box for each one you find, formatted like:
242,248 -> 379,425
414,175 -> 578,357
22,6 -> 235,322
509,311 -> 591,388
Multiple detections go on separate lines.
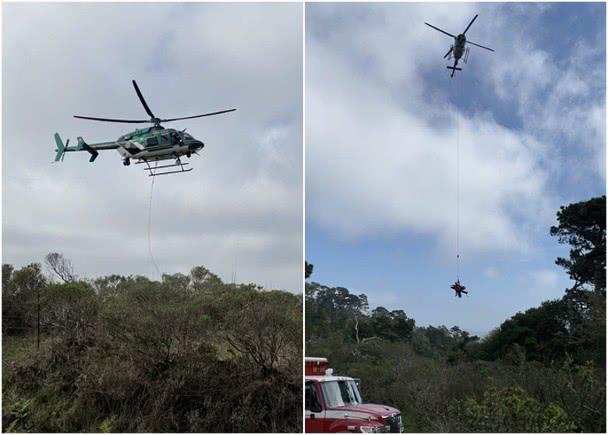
451,280 -> 468,298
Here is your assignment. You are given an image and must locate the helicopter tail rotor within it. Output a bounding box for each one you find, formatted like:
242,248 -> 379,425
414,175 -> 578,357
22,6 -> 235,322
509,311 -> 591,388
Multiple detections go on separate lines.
54,133 -> 68,162
447,65 -> 462,78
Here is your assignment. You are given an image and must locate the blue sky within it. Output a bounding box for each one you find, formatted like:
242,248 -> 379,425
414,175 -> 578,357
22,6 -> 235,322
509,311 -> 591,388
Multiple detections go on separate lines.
306,2 -> 605,336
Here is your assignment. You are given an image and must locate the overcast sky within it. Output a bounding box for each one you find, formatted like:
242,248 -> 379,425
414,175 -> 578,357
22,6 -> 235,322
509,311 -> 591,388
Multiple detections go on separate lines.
3,3 -> 303,291
306,2 -> 605,335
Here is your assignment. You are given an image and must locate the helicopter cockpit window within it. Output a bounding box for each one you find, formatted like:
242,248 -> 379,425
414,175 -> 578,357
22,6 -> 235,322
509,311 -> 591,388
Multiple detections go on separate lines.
183,133 -> 194,140
146,137 -> 159,146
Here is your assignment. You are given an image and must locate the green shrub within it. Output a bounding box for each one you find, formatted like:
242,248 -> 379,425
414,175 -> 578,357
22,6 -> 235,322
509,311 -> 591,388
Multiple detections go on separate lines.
3,267 -> 302,433
447,387 -> 576,432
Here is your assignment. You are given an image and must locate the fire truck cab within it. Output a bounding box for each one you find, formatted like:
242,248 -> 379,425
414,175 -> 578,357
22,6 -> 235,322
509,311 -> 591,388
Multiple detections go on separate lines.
305,357 -> 403,433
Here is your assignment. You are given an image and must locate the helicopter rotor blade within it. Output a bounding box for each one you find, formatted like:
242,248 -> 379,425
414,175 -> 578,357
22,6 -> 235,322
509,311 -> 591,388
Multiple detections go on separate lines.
73,115 -> 149,123
161,109 -> 237,123
132,80 -> 156,119
463,14 -> 478,35
466,40 -> 494,52
424,22 -> 455,38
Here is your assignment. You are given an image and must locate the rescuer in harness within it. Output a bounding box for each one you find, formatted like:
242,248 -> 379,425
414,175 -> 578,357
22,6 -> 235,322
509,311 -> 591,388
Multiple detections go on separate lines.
451,280 -> 468,298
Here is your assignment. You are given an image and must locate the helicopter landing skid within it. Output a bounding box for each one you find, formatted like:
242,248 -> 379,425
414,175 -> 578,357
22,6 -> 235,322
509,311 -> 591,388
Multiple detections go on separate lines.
141,160 -> 193,176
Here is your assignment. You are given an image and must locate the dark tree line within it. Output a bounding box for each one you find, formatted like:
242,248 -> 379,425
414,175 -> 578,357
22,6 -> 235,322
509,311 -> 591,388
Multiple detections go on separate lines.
481,195 -> 606,367
3,261 -> 302,433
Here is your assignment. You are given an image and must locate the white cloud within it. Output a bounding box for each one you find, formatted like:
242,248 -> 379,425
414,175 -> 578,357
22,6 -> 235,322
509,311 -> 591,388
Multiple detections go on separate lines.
306,3 -> 603,259
484,15 -> 606,180
307,28 -> 550,256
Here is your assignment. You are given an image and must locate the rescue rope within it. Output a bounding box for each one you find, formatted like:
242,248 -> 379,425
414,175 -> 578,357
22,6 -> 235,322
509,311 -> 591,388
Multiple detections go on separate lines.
455,82 -> 461,281
456,107 -> 460,281
147,169 -> 162,278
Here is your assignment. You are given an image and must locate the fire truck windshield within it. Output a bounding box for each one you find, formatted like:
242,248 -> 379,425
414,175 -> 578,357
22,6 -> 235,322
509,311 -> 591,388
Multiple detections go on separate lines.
321,380 -> 363,408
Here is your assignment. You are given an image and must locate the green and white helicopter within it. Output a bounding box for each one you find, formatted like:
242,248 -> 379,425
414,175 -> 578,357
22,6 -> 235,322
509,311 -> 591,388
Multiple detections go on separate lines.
54,80 -> 236,176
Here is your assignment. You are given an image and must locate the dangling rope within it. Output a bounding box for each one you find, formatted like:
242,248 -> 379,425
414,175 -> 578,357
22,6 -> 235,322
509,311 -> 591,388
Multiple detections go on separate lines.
456,112 -> 460,280
147,169 -> 162,278
455,85 -> 461,282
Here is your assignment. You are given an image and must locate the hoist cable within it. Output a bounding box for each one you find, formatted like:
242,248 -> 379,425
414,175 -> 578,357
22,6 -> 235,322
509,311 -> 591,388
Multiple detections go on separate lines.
455,83 -> 461,281
456,110 -> 460,280
147,168 -> 162,278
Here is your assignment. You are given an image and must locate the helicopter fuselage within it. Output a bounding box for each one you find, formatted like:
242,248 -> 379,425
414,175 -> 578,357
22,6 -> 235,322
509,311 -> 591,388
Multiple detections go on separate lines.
452,34 -> 466,62
116,126 -> 204,164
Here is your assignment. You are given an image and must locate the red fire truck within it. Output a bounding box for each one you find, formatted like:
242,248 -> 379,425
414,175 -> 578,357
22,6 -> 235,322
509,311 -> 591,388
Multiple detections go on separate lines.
305,357 -> 403,433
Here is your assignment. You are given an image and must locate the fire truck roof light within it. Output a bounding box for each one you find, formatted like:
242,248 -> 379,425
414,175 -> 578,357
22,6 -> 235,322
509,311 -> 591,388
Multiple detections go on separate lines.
305,357 -> 328,363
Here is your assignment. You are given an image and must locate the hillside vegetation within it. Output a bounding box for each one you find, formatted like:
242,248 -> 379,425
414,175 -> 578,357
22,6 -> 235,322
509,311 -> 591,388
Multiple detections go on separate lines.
306,196 -> 605,432
3,262 -> 302,432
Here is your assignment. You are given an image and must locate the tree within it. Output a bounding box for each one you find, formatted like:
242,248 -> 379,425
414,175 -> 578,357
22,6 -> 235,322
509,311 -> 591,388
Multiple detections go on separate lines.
161,272 -> 190,289
550,195 -> 605,293
3,264 -> 14,290
92,274 -> 127,298
44,253 -> 78,283
223,290 -> 301,375
2,264 -> 26,335
478,300 -> 569,364
190,265 -> 222,287
305,282 -> 371,343
371,307 -> 415,342
4,264 -> 47,343
305,262 -> 313,279
550,195 -> 606,366
43,282 -> 98,346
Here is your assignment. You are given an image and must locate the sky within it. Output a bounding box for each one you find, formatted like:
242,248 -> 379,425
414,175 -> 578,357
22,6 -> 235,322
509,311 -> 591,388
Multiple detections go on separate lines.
3,3 -> 303,292
306,2 -> 606,335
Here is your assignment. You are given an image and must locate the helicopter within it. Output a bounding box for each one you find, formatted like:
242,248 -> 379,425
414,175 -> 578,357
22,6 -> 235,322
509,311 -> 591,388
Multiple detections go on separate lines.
53,80 -> 236,176
425,14 -> 494,78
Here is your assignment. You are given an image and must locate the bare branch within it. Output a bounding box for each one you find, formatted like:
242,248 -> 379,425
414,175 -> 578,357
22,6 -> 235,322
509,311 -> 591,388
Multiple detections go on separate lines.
45,252 -> 78,283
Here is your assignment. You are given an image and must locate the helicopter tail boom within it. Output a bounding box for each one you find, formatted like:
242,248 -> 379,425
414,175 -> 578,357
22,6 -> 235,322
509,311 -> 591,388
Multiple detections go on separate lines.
77,137 -> 99,162
53,133 -> 100,163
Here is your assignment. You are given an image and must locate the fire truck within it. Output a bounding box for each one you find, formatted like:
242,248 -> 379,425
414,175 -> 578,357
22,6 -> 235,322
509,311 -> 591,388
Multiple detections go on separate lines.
305,357 -> 403,433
